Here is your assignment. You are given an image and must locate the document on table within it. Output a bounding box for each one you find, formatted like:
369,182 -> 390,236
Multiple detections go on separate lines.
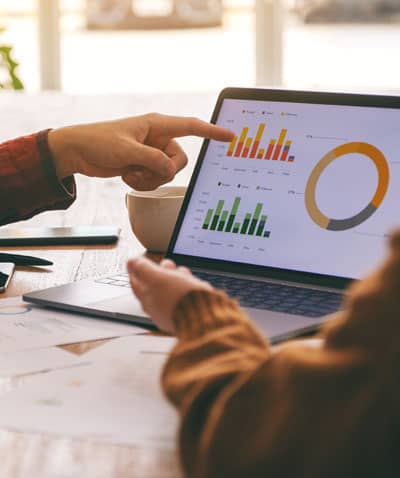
0,335 -> 178,449
0,347 -> 88,378
86,334 -> 176,361
0,297 -> 145,353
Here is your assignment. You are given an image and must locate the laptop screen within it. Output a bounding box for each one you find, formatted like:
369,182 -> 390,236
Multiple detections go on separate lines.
172,96 -> 400,281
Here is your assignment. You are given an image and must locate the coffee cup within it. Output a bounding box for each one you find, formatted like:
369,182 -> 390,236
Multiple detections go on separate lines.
126,186 -> 186,253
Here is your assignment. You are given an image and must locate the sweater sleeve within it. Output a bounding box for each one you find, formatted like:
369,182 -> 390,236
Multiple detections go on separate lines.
162,236 -> 400,477
0,130 -> 76,225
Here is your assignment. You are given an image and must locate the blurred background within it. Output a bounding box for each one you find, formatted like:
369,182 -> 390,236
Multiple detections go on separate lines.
1,0 -> 400,94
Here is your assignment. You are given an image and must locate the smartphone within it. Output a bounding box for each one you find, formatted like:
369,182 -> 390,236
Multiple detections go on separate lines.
0,226 -> 121,246
0,263 -> 15,293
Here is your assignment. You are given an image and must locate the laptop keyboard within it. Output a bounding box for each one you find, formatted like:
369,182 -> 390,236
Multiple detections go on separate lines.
96,274 -> 132,288
96,272 -> 343,318
195,271 -> 343,318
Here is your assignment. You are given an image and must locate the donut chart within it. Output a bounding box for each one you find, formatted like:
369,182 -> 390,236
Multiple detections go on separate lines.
305,142 -> 389,231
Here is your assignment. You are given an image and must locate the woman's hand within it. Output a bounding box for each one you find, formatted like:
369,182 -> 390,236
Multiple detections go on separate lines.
127,257 -> 213,334
48,114 -> 234,190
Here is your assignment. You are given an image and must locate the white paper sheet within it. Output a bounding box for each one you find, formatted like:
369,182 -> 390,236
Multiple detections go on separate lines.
86,334 -> 176,361
0,347 -> 88,378
0,297 -> 145,353
0,335 -> 178,449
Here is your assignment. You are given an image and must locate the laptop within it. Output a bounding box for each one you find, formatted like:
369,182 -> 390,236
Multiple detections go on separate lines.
24,87 -> 400,343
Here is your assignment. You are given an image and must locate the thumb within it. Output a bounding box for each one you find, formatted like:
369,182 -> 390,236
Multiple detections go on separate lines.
123,142 -> 175,178
127,257 -> 165,284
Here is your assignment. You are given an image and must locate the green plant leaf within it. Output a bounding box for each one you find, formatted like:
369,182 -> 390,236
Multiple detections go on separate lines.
0,25 -> 24,90
0,43 -> 24,90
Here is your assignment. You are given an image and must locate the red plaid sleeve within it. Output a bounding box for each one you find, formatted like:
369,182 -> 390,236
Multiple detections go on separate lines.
0,130 -> 76,225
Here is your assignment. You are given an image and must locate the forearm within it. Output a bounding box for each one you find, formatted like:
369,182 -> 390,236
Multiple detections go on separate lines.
0,130 -> 76,225
162,290 -> 271,476
162,290 -> 271,406
162,285 -> 399,477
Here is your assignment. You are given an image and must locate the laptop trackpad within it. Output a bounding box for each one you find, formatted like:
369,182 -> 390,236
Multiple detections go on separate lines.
245,307 -> 321,341
89,294 -> 148,318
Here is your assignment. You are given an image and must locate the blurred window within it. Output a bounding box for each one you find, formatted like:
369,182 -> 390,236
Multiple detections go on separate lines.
1,1 -> 399,94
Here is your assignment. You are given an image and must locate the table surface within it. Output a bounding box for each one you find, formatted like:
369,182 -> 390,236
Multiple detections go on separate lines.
0,91 -> 220,478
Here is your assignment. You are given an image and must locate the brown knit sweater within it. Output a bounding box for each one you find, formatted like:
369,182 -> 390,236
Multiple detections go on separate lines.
162,234 -> 400,478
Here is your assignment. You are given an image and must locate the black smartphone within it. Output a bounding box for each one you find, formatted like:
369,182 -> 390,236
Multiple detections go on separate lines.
0,226 -> 121,246
0,263 -> 15,293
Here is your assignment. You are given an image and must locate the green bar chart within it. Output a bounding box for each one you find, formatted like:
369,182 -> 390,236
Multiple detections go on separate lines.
202,197 -> 271,238
240,213 -> 252,234
210,199 -> 224,231
226,197 -> 241,232
217,211 -> 229,231
248,203 -> 263,235
256,215 -> 268,236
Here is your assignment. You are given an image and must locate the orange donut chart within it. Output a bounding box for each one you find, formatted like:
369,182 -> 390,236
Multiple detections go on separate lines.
305,142 -> 389,231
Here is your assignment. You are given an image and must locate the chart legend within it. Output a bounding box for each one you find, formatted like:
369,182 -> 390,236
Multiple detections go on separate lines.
202,197 -> 271,238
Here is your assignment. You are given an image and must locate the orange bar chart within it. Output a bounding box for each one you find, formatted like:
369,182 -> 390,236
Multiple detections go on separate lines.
234,127 -> 249,157
265,140 -> 276,160
280,140 -> 292,162
249,123 -> 266,159
272,129 -> 287,161
243,138 -> 253,158
226,123 -> 295,163
227,136 -> 237,157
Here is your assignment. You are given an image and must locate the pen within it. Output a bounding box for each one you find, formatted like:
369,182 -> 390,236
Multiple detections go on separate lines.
0,253 -> 53,267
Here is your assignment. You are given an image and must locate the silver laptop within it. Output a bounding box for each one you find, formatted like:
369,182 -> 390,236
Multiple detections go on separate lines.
24,88 -> 400,343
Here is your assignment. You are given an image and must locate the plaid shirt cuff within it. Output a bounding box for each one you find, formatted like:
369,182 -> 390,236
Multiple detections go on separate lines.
0,129 -> 76,226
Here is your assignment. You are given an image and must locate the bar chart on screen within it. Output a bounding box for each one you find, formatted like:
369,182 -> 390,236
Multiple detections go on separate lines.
226,122 -> 295,163
202,196 -> 271,238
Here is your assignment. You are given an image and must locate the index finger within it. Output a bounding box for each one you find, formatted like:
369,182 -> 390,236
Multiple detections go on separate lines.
154,115 -> 235,142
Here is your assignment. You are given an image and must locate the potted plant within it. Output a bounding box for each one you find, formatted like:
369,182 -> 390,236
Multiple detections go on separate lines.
0,26 -> 24,90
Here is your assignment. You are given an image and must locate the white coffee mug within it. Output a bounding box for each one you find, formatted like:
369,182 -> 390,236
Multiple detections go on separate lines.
126,186 -> 187,252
